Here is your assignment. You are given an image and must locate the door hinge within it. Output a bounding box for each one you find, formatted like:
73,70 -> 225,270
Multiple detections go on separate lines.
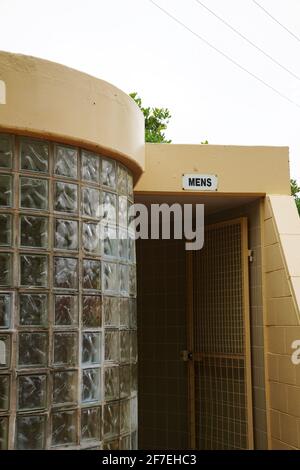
181,350 -> 193,361
248,249 -> 254,263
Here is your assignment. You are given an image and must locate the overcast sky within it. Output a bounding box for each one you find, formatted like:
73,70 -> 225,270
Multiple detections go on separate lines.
1,0 -> 300,181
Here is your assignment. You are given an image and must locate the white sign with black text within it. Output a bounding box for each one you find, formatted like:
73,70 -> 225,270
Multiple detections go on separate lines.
182,174 -> 218,191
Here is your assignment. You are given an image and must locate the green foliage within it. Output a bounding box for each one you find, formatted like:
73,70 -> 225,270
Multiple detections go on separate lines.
129,92 -> 172,143
201,140 -> 209,144
291,179 -> 300,215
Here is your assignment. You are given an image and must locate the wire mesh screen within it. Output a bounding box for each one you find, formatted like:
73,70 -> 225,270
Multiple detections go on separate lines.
193,220 -> 251,449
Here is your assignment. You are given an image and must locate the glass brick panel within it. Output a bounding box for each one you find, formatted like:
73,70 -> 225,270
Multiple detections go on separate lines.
127,173 -> 134,200
54,257 -> 78,289
81,407 -> 101,441
129,265 -> 136,296
102,192 -> 116,224
103,224 -> 117,257
54,295 -> 78,326
20,177 -> 48,210
0,134 -> 12,168
54,181 -> 78,213
103,439 -> 119,450
120,399 -> 130,434
131,430 -> 138,450
103,262 -> 118,293
120,365 -> 130,399
131,363 -> 137,394
0,175 -> 12,207
103,402 -> 119,439
20,215 -> 48,248
16,415 -> 45,449
120,434 -> 131,450
119,298 -> 129,329
0,416 -> 8,450
105,330 -> 119,362
0,214 -> 11,246
0,253 -> 11,286
81,151 -> 100,183
81,368 -> 101,403
82,295 -> 102,328
52,410 -> 76,446
82,332 -> 101,365
131,331 -> 137,363
118,228 -> 128,260
82,222 -> 101,254
131,396 -> 138,431
55,219 -> 78,250
0,294 -> 11,328
18,374 -> 47,410
102,158 -> 116,189
54,145 -> 78,179
0,335 -> 10,368
20,140 -> 48,173
104,366 -> 119,402
20,255 -> 48,287
120,331 -> 130,363
103,296 -> 119,327
129,299 -> 137,330
117,165 -> 127,195
82,259 -> 101,290
119,264 -> 128,295
0,375 -> 9,410
19,293 -> 48,326
53,332 -> 77,366
53,370 -> 77,405
18,332 -> 47,367
128,233 -> 136,263
81,187 -> 101,218
118,196 -> 127,227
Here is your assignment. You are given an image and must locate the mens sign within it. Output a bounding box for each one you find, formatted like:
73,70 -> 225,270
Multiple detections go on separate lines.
182,174 -> 218,191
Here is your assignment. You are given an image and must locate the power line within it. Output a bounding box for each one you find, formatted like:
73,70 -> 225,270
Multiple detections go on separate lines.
147,0 -> 300,109
252,0 -> 300,45
194,0 -> 300,82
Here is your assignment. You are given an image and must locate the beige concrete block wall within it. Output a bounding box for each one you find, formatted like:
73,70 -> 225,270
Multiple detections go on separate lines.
264,195 -> 300,450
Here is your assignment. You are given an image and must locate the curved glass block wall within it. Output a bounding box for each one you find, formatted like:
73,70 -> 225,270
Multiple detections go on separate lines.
0,133 -> 137,450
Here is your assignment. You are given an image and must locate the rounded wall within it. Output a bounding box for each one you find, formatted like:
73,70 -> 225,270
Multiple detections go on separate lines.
0,51 -> 145,178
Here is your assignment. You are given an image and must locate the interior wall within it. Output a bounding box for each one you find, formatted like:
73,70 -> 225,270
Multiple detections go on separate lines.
136,239 -> 188,450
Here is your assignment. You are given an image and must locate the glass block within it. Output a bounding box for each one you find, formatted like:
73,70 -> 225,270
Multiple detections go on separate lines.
118,228 -> 128,260
118,196 -> 128,227
120,365 -> 130,399
81,368 -> 101,403
103,439 -> 119,450
119,264 -> 128,295
18,332 -> 47,367
81,407 -> 101,441
53,332 -> 77,366
0,134 -> 12,168
0,175 -> 12,207
102,158 -> 116,189
119,298 -> 129,329
102,224 -> 117,257
82,222 -> 101,254
129,265 -> 136,296
16,415 -> 45,449
104,366 -> 119,401
0,416 -> 8,450
0,294 -> 11,328
131,430 -> 138,450
20,177 -> 48,210
131,363 -> 137,394
103,262 -> 118,293
104,330 -> 119,362
0,214 -> 11,246
82,332 -> 101,365
81,151 -> 100,183
20,254 -> 48,287
54,145 -> 78,179
81,187 -> 101,218
20,139 -> 49,173
120,434 -> 131,450
20,215 -> 48,248
54,181 -> 78,213
0,335 -> 10,368
52,410 -> 76,446
55,219 -> 78,250
104,296 -> 119,327
128,233 -> 136,263
127,173 -> 134,200
128,200 -> 135,228
120,399 -> 130,434
120,331 -> 130,363
19,294 -> 48,326
0,253 -> 11,286
129,298 -> 137,330
103,402 -> 119,439
18,374 -> 47,410
102,192 -> 116,224
0,375 -> 9,410
131,331 -> 138,363
83,259 -> 101,290
54,295 -> 78,326
54,257 -> 78,289
82,295 -> 102,328
117,165 -> 127,195
131,396 -> 138,431
53,370 -> 77,405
